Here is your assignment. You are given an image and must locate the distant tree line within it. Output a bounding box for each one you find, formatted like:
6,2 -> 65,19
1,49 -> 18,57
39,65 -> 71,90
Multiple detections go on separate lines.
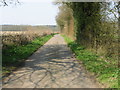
1,25 -> 58,32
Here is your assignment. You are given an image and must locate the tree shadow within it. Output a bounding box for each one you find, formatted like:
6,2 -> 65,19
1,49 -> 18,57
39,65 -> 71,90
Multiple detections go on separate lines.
2,43 -> 101,88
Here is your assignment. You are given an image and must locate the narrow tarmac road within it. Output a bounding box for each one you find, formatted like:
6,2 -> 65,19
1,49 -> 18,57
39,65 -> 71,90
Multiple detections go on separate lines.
3,34 -> 101,88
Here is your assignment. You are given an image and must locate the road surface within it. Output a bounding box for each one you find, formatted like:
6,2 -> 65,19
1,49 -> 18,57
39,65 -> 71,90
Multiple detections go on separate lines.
3,34 -> 102,88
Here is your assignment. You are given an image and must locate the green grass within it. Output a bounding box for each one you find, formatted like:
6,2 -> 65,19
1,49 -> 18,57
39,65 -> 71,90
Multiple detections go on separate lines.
62,34 -> 119,88
2,34 -> 54,76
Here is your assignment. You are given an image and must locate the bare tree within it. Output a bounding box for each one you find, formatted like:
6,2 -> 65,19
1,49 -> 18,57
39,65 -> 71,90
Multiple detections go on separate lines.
0,0 -> 20,6
117,1 -> 120,27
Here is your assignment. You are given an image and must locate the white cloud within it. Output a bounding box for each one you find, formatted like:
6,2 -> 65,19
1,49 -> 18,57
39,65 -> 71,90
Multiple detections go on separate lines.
1,1 -> 58,25
20,0 -> 55,3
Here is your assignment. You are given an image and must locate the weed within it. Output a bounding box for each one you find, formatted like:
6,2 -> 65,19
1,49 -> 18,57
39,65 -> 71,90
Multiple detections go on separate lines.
2,34 -> 54,76
62,34 -> 118,88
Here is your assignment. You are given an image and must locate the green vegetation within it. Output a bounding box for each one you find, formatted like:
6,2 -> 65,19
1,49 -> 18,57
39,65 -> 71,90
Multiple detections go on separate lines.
2,34 -> 54,76
56,2 -> 119,61
62,35 -> 119,88
56,2 -> 119,88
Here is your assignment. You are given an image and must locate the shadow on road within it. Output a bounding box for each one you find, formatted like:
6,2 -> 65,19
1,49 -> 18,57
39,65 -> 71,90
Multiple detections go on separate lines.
2,35 -> 101,88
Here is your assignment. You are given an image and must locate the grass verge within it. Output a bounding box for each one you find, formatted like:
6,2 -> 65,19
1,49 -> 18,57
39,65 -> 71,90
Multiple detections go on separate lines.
2,34 -> 54,77
62,34 -> 119,88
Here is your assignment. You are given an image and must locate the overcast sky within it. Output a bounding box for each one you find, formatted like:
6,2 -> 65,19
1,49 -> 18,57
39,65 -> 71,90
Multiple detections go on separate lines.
0,0 -> 59,25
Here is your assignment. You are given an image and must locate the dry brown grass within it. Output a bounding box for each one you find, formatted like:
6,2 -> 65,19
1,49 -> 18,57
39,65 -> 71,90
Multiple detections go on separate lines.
2,30 -> 53,49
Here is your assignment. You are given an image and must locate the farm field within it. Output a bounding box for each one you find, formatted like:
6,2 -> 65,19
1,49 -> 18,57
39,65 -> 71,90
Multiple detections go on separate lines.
2,25 -> 58,77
